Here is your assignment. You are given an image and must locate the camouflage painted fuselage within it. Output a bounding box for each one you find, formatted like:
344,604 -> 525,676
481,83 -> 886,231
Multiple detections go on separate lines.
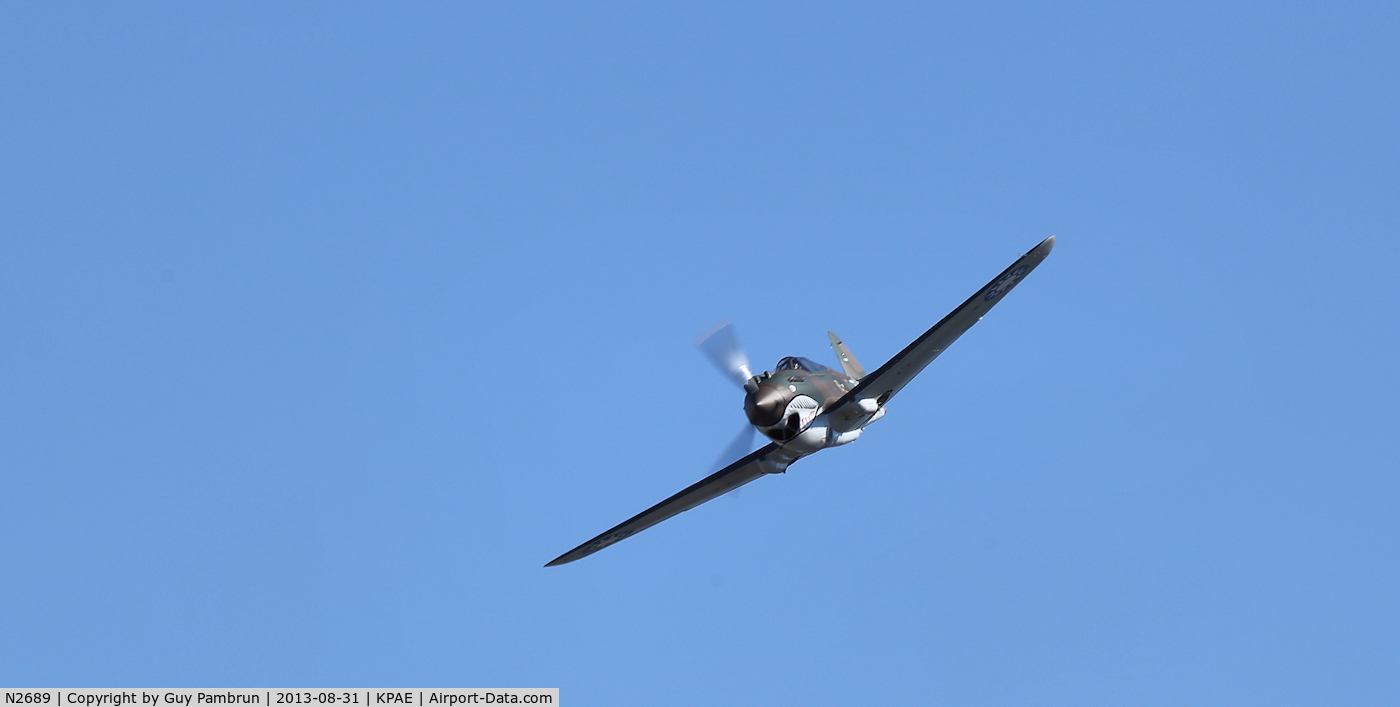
743,356 -> 863,446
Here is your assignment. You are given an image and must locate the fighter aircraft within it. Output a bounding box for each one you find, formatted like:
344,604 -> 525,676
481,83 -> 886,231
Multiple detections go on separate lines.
546,235 -> 1055,566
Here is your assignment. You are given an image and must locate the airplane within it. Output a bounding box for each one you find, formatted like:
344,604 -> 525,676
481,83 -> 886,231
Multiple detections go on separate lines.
546,235 -> 1056,566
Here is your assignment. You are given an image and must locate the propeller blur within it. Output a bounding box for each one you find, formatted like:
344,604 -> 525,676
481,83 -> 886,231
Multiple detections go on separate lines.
695,318 -> 753,387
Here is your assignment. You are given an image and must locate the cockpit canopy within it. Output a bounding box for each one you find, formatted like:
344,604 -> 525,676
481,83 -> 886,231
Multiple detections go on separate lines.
774,356 -> 824,372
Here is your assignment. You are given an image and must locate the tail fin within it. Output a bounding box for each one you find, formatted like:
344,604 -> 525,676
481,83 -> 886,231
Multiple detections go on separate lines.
828,332 -> 866,380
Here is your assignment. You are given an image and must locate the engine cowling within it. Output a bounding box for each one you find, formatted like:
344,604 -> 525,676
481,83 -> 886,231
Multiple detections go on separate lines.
743,381 -> 792,428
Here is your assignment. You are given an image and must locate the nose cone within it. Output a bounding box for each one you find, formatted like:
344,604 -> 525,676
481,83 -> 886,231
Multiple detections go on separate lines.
744,382 -> 792,428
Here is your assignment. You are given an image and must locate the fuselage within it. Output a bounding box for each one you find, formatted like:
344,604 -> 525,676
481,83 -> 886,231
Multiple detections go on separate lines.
742,356 -> 884,455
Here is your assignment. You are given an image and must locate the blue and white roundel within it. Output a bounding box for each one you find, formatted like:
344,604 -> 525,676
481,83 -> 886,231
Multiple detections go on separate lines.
984,265 -> 1029,301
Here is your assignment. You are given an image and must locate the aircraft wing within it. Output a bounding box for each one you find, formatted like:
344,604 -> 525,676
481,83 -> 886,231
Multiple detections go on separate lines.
835,235 -> 1055,410
546,442 -> 790,566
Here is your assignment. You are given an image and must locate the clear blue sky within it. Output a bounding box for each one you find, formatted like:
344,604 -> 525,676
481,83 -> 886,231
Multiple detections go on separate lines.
3,3 -> 1397,704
